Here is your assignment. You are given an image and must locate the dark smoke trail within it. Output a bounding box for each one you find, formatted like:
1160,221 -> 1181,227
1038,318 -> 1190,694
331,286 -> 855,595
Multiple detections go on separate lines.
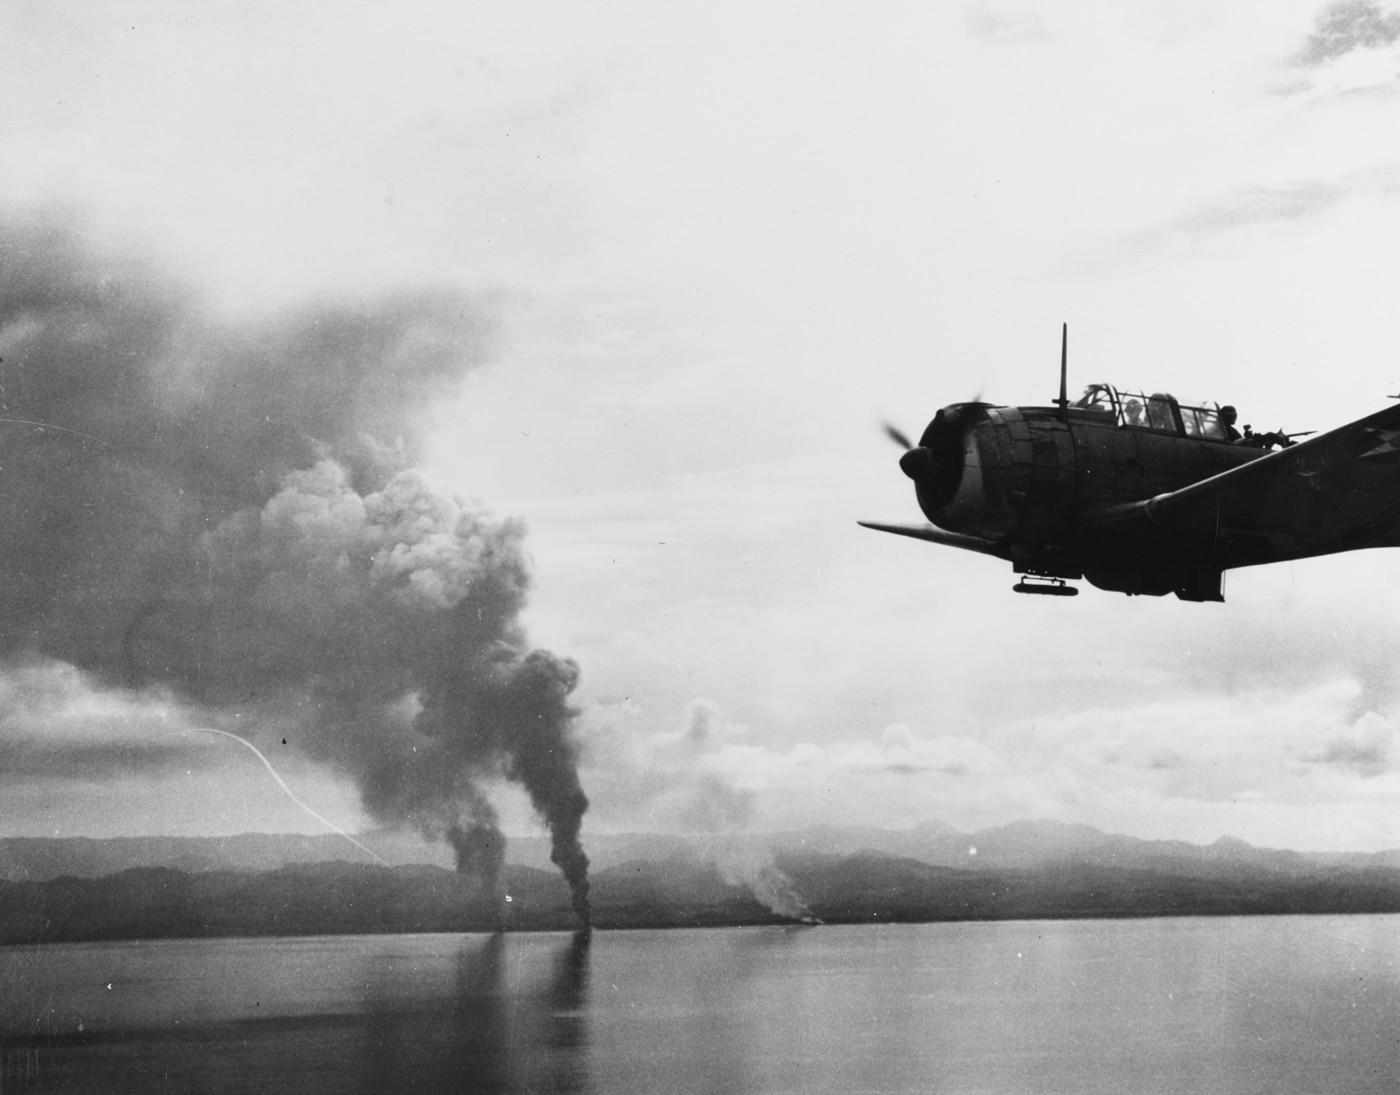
0,209 -> 590,921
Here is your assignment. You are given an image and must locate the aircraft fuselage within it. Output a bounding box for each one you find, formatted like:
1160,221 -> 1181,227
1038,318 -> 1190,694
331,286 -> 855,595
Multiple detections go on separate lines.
867,338 -> 1400,602
925,405 -> 1260,538
911,402 -> 1267,599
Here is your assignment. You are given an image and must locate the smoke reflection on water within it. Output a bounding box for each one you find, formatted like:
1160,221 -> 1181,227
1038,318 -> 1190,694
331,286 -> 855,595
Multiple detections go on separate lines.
359,931 -> 593,1095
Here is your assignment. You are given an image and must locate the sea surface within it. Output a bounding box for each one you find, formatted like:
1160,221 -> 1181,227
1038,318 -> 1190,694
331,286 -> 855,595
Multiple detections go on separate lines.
1,915 -> 1397,1093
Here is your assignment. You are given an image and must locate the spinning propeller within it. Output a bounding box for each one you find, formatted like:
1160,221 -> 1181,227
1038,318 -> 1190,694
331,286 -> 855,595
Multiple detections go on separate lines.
882,422 -> 915,450
881,399 -> 989,508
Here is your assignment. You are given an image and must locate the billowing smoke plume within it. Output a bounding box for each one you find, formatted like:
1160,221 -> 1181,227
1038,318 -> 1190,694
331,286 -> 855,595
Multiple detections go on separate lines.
605,699 -> 812,921
713,842 -> 818,924
0,211 -> 589,922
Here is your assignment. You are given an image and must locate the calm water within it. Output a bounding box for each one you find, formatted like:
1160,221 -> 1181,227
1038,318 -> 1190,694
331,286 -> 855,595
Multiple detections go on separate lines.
2,916 -> 1398,1093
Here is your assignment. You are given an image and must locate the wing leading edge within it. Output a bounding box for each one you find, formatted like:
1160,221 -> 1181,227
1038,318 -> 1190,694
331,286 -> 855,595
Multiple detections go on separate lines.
856,521 -> 1007,557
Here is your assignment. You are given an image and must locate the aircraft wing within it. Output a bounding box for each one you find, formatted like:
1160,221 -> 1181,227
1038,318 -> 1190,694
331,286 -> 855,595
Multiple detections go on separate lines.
857,521 -> 1007,557
1083,403 -> 1400,564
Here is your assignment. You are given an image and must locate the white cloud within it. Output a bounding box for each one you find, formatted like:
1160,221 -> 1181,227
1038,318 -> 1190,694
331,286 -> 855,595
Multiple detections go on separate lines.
1292,1 -> 1400,67
574,676 -> 1400,851
965,4 -> 1049,44
0,658 -> 372,838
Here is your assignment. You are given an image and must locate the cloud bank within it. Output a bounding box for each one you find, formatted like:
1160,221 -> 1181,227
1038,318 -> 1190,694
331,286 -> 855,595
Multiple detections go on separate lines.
577,674 -> 1400,854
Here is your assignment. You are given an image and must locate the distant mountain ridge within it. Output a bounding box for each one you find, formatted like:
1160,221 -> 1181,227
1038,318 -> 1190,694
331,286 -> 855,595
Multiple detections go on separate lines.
0,830 -> 455,882
5,842 -> 1400,945
761,819 -> 1400,878
4,820 -> 1398,883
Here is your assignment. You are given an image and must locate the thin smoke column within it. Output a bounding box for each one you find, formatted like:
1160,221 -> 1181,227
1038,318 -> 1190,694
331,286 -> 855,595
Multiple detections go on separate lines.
0,211 -> 590,923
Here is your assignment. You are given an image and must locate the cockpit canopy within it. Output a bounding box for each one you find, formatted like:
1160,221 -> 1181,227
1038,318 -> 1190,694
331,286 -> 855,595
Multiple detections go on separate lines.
1072,383 -> 1231,441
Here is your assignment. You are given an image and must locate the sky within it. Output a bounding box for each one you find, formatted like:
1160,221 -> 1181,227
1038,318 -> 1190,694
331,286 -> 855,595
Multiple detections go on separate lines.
3,0 -> 1400,854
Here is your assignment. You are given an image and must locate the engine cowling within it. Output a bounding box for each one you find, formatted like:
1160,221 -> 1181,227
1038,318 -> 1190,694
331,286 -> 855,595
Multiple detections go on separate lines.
902,403 -> 1033,540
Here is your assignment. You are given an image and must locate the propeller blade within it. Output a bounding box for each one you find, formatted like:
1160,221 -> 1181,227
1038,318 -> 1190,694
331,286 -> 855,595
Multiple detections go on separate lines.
883,422 -> 915,450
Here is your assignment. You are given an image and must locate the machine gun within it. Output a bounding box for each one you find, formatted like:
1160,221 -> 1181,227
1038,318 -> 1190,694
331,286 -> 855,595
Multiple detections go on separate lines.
1240,426 -> 1314,450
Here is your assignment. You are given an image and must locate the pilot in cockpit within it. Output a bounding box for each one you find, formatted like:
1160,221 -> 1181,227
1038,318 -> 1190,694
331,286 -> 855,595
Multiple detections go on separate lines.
1146,394 -> 1174,431
1220,405 -> 1242,442
1123,398 -> 1143,426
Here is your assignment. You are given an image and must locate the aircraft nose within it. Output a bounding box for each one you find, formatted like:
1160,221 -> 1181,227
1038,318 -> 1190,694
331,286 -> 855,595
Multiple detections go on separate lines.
899,446 -> 934,481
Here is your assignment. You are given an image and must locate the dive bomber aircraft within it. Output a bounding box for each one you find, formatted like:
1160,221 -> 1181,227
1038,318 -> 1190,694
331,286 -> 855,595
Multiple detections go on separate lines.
862,326 -> 1400,601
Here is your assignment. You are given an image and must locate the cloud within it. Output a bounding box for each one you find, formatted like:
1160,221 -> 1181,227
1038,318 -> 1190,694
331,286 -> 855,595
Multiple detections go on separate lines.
1121,181 -> 1347,257
965,4 -> 1048,44
1304,711 -> 1398,775
999,676 -> 1400,797
579,698 -> 753,832
573,670 -> 1400,852
1294,1 -> 1400,66
823,723 -> 1011,777
1278,2 -> 1400,98
1172,181 -> 1350,232
0,659 -> 195,779
1104,166 -> 1400,264
0,653 -> 378,838
579,698 -> 1010,833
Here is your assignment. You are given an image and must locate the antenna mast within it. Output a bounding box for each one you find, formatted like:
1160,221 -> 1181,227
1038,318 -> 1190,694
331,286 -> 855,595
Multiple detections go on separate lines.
1055,322 -> 1069,420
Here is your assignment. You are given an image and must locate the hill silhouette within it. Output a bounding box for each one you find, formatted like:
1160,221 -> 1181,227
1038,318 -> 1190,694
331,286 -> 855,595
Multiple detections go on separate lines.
3,821 -> 1399,943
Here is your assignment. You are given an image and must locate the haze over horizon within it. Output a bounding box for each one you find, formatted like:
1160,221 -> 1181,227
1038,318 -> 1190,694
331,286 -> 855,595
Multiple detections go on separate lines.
3,1 -> 1400,856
